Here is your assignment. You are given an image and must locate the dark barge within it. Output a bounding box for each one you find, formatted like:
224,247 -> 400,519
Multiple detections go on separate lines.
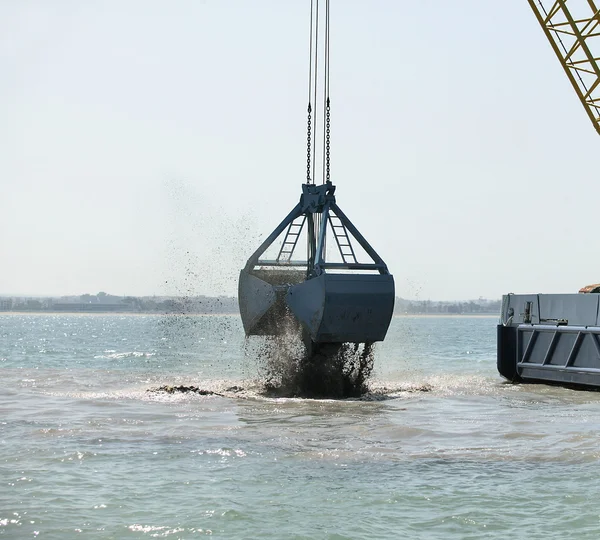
498,287 -> 600,388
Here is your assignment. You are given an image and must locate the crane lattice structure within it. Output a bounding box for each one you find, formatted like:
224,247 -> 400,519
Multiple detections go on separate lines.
528,0 -> 600,135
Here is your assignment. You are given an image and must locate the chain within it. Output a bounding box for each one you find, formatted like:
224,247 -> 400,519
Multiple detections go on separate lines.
306,103 -> 312,183
325,98 -> 330,181
322,0 -> 330,184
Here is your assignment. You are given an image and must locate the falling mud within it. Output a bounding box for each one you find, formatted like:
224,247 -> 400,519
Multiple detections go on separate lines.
295,342 -> 375,398
145,315 -> 408,400
246,333 -> 377,399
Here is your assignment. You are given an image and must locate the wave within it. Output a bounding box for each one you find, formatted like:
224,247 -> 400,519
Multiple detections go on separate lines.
93,351 -> 156,360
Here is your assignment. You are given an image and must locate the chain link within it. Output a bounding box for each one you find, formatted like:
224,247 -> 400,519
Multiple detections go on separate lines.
325,98 -> 331,182
306,103 -> 312,183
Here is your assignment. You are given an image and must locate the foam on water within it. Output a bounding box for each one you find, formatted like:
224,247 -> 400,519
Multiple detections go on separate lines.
93,351 -> 156,360
42,370 -> 503,405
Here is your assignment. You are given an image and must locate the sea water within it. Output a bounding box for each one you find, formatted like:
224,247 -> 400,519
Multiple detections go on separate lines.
2,313 -> 600,539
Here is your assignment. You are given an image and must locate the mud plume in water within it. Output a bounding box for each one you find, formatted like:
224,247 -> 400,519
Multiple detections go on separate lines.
246,332 -> 376,399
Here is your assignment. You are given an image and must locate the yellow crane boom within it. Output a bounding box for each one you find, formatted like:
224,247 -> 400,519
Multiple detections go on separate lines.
527,0 -> 600,135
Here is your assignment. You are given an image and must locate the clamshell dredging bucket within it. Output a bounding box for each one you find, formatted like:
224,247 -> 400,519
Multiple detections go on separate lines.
238,181 -> 395,346
286,273 -> 395,343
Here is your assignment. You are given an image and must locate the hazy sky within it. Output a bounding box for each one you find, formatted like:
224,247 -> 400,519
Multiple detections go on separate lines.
1,1 -> 598,301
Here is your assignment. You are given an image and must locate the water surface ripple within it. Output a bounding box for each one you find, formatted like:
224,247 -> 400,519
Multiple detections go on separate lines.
2,314 -> 600,539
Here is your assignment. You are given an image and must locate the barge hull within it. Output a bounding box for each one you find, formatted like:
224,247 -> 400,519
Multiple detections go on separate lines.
498,293 -> 600,389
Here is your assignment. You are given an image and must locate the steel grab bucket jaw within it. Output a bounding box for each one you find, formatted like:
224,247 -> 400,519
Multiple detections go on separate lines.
286,273 -> 395,344
238,268 -> 304,337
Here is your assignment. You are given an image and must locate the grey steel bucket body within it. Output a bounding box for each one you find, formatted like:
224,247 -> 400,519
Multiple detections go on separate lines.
238,182 -> 395,345
286,273 -> 395,343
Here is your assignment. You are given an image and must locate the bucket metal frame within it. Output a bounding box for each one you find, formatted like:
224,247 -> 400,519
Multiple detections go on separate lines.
243,181 -> 391,277
239,181 -> 395,346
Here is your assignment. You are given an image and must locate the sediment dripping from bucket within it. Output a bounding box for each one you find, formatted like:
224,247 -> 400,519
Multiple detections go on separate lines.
246,331 -> 376,399
296,342 -> 375,398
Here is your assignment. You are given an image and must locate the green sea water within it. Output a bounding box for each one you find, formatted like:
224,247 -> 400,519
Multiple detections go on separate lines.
2,313 -> 600,539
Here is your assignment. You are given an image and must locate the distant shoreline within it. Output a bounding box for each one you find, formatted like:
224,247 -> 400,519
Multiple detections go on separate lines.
0,310 -> 240,316
1,293 -> 501,317
0,311 -> 499,318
